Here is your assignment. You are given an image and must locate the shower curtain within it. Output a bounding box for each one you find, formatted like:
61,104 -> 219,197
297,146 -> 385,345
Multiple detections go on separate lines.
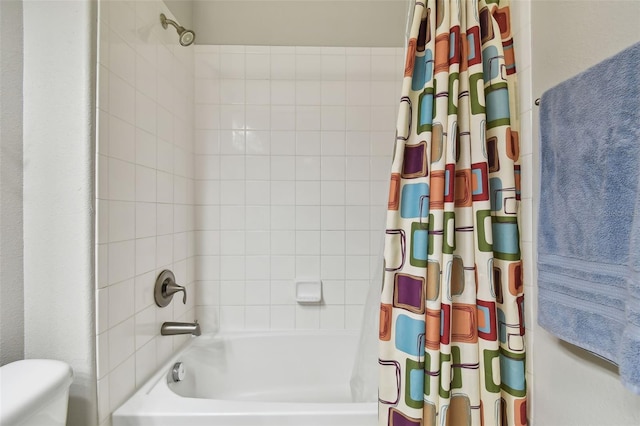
379,0 -> 525,425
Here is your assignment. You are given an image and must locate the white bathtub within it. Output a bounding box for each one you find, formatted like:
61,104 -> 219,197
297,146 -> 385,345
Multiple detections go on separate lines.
112,330 -> 377,426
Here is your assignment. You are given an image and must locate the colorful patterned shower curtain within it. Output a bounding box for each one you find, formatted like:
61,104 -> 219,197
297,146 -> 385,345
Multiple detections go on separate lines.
378,0 -> 525,425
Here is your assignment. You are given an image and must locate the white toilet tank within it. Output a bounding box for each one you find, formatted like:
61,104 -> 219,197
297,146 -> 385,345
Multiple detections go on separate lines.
0,359 -> 73,426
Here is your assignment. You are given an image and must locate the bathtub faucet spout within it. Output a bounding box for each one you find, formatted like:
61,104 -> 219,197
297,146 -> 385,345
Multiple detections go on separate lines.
161,320 -> 201,336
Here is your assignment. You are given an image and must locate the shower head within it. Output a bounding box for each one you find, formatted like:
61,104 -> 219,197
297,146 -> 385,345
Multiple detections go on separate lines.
160,13 -> 195,47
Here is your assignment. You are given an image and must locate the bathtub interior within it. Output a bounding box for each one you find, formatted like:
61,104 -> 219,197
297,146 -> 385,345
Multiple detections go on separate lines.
168,331 -> 365,403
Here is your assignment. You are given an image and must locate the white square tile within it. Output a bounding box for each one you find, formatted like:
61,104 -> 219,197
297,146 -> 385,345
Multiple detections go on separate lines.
195,280 -> 219,306
296,181 -> 321,205
134,271 -> 155,313
321,230 -> 345,255
271,181 -> 295,205
245,156 -> 271,180
321,106 -> 346,131
346,230 -> 370,255
109,158 -> 135,201
135,236 -> 156,275
108,355 -> 135,413
195,205 -> 220,230
321,131 -> 345,156
156,171 -> 174,204
270,156 -> 296,181
295,206 -> 320,230
348,173 -> 371,199
245,205 -> 271,231
220,53 -> 245,79
195,130 -> 220,155
271,281 -> 295,305
220,306 -> 246,330
296,106 -> 321,130
134,304 -> 156,350
270,230 -> 295,255
195,79 -> 220,104
346,82 -> 371,106
295,156 -> 321,181
155,141 -> 173,178
345,281 -> 369,304
135,128 -> 156,168
321,206 -> 345,230
195,155 -> 219,180
321,81 -> 346,106
245,231 -> 270,255
346,55 -> 371,81
296,55 -> 321,80
246,106 -> 270,130
220,256 -> 246,280
220,230 -> 246,255
220,105 -> 245,130
220,130 -> 246,154
196,230 -> 220,256
321,280 -> 345,304
321,181 -> 345,205
220,155 -> 245,180
108,201 -> 134,242
270,305 -> 295,328
296,81 -> 321,105
109,116 -> 135,162
271,81 -> 295,105
135,166 -> 156,203
108,240 -> 135,285
296,231 -> 321,255
156,203 -> 174,235
295,131 -> 321,156
346,106 -> 371,131
246,256 -> 270,280
321,156 -> 345,181
220,80 -> 245,105
270,256 -> 295,280
135,338 -> 157,388
109,73 -> 135,124
320,255 -> 346,280
346,131 -> 371,156
270,106 -> 295,130
246,181 -> 271,205
246,80 -> 270,105
220,181 -> 245,205
108,316 -> 135,371
269,132 -> 295,156
346,206 -> 371,230
345,256 -> 370,279
271,205 -> 295,230
220,281 -> 245,305
135,92 -> 157,135
321,55 -> 346,81
295,304 -> 320,329
245,306 -> 270,329
156,234 -> 173,268
195,104 -> 220,130
246,53 -> 270,79
246,131 -> 270,155
320,305 -> 345,329
270,54 -> 295,80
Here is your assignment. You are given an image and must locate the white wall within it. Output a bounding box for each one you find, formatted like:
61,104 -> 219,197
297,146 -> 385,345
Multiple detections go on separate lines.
192,0 -> 409,47
95,1 -> 195,424
0,0 -> 24,367
22,1 -> 98,425
531,1 -> 640,424
193,45 -> 403,330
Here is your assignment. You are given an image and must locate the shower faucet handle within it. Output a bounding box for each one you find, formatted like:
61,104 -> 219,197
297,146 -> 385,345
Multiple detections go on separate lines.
154,270 -> 187,307
165,281 -> 187,304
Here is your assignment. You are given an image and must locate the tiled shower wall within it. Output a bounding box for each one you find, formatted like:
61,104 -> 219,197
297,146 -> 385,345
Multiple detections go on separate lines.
193,46 -> 404,330
95,1 -> 195,424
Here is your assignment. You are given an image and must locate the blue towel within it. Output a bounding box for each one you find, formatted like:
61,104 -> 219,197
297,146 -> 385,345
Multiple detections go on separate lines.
538,41 -> 640,394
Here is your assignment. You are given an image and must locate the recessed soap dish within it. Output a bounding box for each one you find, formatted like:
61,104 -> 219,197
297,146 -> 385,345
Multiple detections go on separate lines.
295,280 -> 322,304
